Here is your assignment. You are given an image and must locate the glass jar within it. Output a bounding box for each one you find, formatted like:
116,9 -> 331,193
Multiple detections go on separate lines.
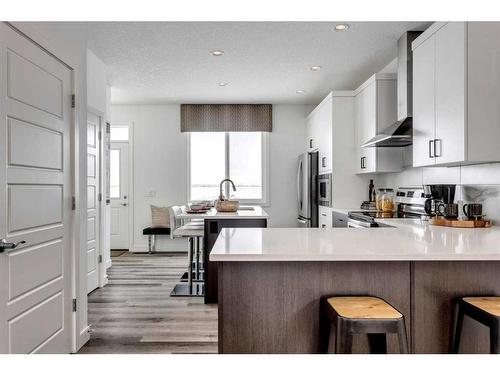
376,188 -> 395,212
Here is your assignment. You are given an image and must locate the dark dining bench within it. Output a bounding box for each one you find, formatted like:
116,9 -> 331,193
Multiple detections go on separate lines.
142,227 -> 170,253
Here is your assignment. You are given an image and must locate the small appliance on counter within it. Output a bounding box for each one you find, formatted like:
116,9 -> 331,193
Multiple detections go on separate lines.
423,184 -> 456,217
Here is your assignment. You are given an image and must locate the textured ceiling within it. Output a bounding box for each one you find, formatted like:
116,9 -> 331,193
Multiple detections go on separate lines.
86,22 -> 430,104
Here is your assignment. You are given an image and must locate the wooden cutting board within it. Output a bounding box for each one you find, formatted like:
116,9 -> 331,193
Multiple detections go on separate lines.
429,217 -> 492,228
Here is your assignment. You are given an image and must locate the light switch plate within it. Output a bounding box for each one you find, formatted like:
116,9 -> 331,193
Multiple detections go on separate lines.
144,190 -> 156,198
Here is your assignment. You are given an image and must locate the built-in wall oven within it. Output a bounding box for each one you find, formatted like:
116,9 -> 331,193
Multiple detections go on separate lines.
318,173 -> 332,207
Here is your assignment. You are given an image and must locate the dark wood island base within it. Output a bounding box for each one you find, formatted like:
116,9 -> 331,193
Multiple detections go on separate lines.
217,261 -> 500,353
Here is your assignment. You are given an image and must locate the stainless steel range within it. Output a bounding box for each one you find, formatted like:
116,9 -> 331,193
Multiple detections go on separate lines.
347,187 -> 428,228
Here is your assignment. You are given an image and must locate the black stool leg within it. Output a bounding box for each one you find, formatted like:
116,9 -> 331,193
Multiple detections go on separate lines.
148,235 -> 152,254
453,302 -> 465,354
397,319 -> 409,354
318,301 -> 331,353
367,333 -> 387,354
335,320 -> 352,354
490,320 -> 500,354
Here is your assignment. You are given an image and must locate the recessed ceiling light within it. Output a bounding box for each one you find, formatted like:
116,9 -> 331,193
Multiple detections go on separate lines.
334,24 -> 350,32
296,89 -> 306,94
211,50 -> 224,56
218,82 -> 228,87
310,65 -> 322,71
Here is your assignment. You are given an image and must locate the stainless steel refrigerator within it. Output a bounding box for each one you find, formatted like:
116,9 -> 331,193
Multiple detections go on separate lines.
297,152 -> 318,227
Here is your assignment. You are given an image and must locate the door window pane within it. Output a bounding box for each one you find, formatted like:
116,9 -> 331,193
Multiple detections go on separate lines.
190,133 -> 226,201
110,126 -> 129,141
229,132 -> 262,200
110,149 -> 120,198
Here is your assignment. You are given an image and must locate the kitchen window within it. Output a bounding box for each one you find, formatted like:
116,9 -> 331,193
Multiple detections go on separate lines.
189,132 -> 268,204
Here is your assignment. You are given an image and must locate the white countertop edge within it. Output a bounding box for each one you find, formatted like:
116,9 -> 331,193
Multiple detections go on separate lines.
210,254 -> 500,262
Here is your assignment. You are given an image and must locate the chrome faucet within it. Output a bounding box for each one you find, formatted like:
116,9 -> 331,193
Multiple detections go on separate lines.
219,179 -> 237,201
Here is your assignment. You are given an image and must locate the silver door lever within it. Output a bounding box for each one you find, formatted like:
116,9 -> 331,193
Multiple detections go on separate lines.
0,239 -> 26,253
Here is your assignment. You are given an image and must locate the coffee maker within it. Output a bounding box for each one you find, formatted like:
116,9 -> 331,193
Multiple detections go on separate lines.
423,184 -> 456,217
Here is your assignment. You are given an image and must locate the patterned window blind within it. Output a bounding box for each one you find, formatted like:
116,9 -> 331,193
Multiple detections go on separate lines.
181,104 -> 272,132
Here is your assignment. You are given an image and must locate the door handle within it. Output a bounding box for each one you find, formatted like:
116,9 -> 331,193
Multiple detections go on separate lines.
322,157 -> 327,168
429,139 -> 435,158
0,239 -> 26,253
434,139 -> 442,157
309,139 -> 314,149
121,203 -> 128,207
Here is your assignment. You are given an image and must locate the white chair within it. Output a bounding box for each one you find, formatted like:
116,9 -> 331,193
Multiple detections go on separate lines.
169,206 -> 204,296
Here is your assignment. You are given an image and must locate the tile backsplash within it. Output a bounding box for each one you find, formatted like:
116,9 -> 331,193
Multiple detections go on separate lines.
376,161 -> 500,223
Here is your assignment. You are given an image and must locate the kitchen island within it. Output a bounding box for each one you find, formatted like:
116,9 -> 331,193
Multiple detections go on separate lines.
178,205 -> 269,303
210,223 -> 500,353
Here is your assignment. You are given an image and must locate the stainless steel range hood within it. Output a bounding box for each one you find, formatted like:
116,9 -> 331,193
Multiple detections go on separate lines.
362,31 -> 421,148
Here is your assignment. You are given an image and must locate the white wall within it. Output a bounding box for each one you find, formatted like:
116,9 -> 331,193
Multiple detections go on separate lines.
87,49 -> 111,280
267,105 -> 312,227
111,105 -> 188,252
110,104 -> 311,251
87,49 -> 107,114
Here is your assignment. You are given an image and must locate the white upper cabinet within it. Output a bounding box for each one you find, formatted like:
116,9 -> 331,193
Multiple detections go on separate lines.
307,94 -> 333,173
412,22 -> 500,167
412,32 -> 436,167
306,108 -> 320,152
354,74 -> 403,174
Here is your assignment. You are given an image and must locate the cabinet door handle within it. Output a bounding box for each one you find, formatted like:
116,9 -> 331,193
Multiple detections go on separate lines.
322,157 -> 327,168
360,157 -> 363,169
429,140 -> 435,158
434,139 -> 442,157
309,139 -> 313,149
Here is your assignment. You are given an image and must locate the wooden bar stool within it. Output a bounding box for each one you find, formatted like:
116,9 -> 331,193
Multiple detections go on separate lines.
319,296 -> 409,354
453,297 -> 500,354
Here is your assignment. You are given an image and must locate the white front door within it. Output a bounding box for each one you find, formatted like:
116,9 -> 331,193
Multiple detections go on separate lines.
87,112 -> 101,293
110,142 -> 130,249
0,23 -> 72,353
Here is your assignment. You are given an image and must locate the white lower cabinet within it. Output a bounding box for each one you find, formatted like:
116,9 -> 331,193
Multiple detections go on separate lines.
412,22 -> 500,166
354,74 -> 403,174
319,206 -> 332,228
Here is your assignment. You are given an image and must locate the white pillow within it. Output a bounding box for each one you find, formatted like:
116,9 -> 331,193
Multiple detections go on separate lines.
151,205 -> 170,228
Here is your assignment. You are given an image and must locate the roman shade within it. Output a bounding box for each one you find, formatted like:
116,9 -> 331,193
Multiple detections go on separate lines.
181,104 -> 272,132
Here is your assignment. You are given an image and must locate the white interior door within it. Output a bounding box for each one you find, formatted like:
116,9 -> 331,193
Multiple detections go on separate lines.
110,142 -> 129,249
87,112 -> 100,293
0,23 -> 72,353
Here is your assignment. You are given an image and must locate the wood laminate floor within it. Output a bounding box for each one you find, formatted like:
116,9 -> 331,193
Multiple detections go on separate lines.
78,252 -> 218,354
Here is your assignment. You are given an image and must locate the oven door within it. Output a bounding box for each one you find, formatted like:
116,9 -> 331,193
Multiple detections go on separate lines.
318,173 -> 332,207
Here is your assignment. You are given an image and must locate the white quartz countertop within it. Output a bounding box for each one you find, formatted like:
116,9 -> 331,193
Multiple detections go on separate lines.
210,221 -> 500,261
177,205 -> 269,220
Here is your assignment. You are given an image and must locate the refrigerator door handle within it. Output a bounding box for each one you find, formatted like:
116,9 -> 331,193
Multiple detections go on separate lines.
297,158 -> 303,211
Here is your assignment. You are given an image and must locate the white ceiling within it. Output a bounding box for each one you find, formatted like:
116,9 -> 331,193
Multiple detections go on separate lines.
86,22 -> 430,105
